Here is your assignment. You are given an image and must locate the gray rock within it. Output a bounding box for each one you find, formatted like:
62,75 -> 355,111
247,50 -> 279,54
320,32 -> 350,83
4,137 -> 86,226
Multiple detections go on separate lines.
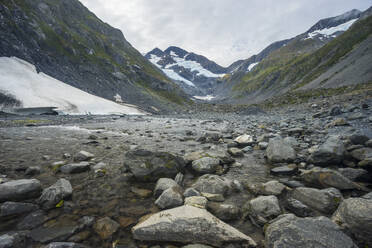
284,136 -> 299,148
93,217 -> 119,240
258,142 -> 268,150
207,202 -> 241,221
25,166 -> 41,176
132,205 -> 257,247
292,187 -> 342,214
266,137 -> 296,163
0,201 -> 38,217
350,147 -> 372,161
300,167 -> 361,190
330,105 -> 342,116
183,188 -> 200,197
184,196 -> 208,209
0,179 -> 41,202
0,234 -> 14,248
234,134 -> 254,146
74,151 -> 94,162
155,187 -> 183,209
201,193 -> 225,202
154,178 -> 179,198
227,148 -> 244,157
271,165 -> 298,176
174,172 -> 184,186
192,174 -> 233,196
285,198 -> 313,217
60,162 -> 90,174
257,180 -> 286,196
124,149 -> 185,182
192,157 -> 220,174
248,195 -> 281,224
30,226 -> 78,243
310,135 -> 345,166
38,178 -> 73,210
332,197 -> 372,247
362,192 -> 372,199
182,245 -> 213,248
349,133 -> 370,145
265,214 -> 357,248
44,242 -> 89,248
338,167 -> 369,181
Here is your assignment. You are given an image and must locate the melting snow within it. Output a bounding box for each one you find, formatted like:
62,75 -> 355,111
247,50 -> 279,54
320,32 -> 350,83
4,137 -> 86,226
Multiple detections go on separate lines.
248,62 -> 259,72
0,57 -> 146,115
193,95 -> 216,101
171,56 -> 225,78
306,18 -> 358,39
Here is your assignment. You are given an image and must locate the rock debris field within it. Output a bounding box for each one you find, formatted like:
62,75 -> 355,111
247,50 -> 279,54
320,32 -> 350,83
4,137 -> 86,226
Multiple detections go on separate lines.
0,100 -> 372,248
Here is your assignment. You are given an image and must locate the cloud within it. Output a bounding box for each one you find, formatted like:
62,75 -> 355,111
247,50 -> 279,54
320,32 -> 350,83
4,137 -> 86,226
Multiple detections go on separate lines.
79,0 -> 371,66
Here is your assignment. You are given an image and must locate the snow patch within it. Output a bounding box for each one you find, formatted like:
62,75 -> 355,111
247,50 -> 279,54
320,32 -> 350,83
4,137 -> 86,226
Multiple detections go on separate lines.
193,95 -> 216,101
0,57 -> 146,115
171,55 -> 225,78
247,62 -> 259,72
162,69 -> 195,87
306,18 -> 358,39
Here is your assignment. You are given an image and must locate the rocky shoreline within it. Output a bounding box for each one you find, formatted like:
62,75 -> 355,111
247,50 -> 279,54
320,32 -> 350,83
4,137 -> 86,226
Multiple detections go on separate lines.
0,97 -> 371,248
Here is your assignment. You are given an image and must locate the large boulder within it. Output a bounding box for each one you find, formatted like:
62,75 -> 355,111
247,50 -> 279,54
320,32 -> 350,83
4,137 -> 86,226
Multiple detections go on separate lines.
265,214 -> 357,248
332,197 -> 372,247
192,174 -> 233,196
300,167 -> 361,190
310,136 -> 345,166
192,157 -> 220,174
248,195 -> 281,224
0,179 -> 41,202
266,137 -> 296,163
124,149 -> 185,182
38,179 -> 73,210
0,201 -> 38,217
291,187 -> 342,214
132,205 -> 256,247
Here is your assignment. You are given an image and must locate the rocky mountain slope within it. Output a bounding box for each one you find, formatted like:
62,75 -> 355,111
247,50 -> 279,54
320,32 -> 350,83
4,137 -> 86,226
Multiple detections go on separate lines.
145,46 -> 227,97
217,8 -> 370,104
0,0 -> 189,114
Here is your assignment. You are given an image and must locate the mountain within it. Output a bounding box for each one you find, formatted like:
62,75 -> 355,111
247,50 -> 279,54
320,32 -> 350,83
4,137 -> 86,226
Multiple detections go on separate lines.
145,46 -> 227,96
0,0 -> 189,114
217,8 -> 370,104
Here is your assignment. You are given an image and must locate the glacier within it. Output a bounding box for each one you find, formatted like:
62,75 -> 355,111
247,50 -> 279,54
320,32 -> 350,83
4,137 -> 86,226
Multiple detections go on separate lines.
0,57 -> 146,115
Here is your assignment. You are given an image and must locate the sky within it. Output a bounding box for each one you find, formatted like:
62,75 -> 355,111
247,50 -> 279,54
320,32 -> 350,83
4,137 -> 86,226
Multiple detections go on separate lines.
79,0 -> 371,67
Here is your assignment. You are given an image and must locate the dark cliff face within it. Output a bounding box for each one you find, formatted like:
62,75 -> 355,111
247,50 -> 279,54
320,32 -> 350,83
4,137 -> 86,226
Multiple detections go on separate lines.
0,0 -> 189,113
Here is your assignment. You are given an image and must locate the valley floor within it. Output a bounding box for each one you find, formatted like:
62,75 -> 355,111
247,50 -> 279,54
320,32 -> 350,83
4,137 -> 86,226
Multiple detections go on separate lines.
0,94 -> 372,248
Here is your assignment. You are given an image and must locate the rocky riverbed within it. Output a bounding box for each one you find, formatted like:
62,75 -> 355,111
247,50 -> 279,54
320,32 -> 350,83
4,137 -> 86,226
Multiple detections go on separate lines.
0,98 -> 372,248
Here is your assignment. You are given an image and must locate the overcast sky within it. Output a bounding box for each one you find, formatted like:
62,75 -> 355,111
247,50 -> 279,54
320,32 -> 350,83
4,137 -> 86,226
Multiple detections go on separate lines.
79,0 -> 371,67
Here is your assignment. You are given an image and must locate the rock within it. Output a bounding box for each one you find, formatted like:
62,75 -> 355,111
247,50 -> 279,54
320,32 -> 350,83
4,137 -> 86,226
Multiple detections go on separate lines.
154,178 -> 179,198
198,132 -> 222,144
338,168 -> 369,182
0,201 -> 38,217
192,174 -> 233,196
270,164 -> 298,176
0,233 -> 25,248
327,118 -> 348,127
184,196 -> 208,209
132,205 -> 256,247
155,187 -> 183,209
74,151 -> 94,162
291,187 -> 342,214
93,217 -> 119,240
124,149 -> 185,182
92,162 -> 106,171
227,147 -> 244,157
283,137 -> 299,148
300,167 -> 361,190
25,166 -> 41,176
332,197 -> 372,247
266,137 -> 296,163
39,178 -> 73,210
207,202 -> 240,221
184,150 -> 234,165
0,234 -> 14,248
234,134 -> 254,146
201,193 -> 225,202
44,242 -> 89,248
330,105 -> 342,116
118,216 -> 136,228
192,157 -> 220,174
350,147 -> 372,161
248,195 -> 281,224
183,188 -> 200,197
0,179 -> 41,202
258,142 -> 268,150
349,133 -> 370,145
285,198 -> 313,217
30,226 -> 78,243
182,245 -> 213,248
60,162 -> 90,174
257,180 -> 286,196
265,214 -> 357,248
17,210 -> 48,230
174,172 -> 184,186
310,135 -> 345,166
